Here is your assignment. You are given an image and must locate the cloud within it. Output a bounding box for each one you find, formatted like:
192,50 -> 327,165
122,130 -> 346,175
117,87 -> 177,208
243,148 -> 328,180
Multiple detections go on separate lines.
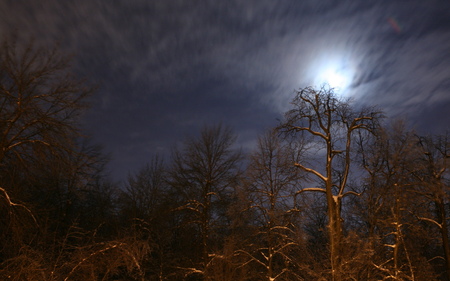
1,0 -> 449,179
345,1 -> 450,117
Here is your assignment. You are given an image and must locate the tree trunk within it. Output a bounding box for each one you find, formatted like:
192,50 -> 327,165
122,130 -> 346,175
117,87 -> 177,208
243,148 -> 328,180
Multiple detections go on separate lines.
393,190 -> 402,280
328,194 -> 342,281
202,196 -> 210,269
326,139 -> 343,281
436,198 -> 450,280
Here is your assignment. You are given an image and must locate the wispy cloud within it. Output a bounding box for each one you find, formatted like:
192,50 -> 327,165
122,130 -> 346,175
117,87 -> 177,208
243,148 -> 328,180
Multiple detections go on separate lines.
1,0 -> 449,179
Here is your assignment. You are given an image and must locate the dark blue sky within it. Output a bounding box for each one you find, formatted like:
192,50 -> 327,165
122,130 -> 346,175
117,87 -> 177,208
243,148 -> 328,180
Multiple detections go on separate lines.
2,1 -> 449,181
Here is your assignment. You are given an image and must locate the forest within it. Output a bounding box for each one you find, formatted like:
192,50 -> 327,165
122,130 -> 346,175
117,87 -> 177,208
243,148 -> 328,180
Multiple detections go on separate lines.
0,39 -> 449,281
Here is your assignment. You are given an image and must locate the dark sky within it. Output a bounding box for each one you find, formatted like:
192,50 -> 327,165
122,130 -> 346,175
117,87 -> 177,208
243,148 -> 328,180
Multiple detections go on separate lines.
1,1 -> 449,181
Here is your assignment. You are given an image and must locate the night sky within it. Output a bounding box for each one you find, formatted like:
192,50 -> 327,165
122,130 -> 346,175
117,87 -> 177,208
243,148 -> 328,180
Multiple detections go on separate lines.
1,1 -> 449,181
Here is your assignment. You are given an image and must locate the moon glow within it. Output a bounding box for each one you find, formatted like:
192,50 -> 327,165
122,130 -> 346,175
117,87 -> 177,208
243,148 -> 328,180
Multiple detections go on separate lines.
311,55 -> 354,94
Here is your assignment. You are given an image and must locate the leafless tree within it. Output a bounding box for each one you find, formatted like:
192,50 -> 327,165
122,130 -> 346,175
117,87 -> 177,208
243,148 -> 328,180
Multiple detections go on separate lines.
118,155 -> 182,280
236,130 -> 308,280
0,37 -> 91,174
0,36 -> 92,259
278,86 -> 381,281
120,155 -> 167,222
413,134 -> 450,279
169,123 -> 242,277
0,37 -> 152,281
357,122 -> 440,280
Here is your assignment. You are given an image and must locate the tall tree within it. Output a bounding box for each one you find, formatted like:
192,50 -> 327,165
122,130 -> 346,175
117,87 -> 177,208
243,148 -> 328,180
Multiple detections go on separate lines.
118,156 -> 177,280
278,86 -> 381,281
0,38 -> 91,174
0,37 -> 92,258
414,134 -> 450,279
0,38 -> 146,281
238,130 -> 307,280
169,124 -> 242,277
356,122 -> 440,280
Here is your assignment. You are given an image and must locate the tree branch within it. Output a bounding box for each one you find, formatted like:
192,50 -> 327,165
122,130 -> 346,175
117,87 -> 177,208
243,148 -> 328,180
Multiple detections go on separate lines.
294,163 -> 327,182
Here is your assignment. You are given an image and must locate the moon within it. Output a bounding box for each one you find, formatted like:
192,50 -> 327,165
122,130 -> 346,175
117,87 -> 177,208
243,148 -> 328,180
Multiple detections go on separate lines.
311,55 -> 355,95
321,67 -> 349,89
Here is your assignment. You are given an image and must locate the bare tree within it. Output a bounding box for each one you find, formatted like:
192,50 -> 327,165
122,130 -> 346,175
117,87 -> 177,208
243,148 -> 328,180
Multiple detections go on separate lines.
413,134 -> 450,279
0,38 -> 91,172
0,37 -> 92,259
357,122 -> 440,280
118,155 -> 181,280
0,37 -> 152,281
120,155 -> 167,222
236,130 -> 307,280
278,86 -> 381,281
371,126 -> 418,280
169,123 -> 242,277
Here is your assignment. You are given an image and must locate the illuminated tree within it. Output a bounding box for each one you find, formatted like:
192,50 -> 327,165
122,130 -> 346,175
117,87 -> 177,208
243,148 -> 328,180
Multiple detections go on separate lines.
360,124 -> 420,280
278,86 -> 381,281
0,37 -> 92,258
354,122 -> 442,280
414,134 -> 450,279
0,37 -> 91,196
0,39 -> 90,158
236,130 -> 308,280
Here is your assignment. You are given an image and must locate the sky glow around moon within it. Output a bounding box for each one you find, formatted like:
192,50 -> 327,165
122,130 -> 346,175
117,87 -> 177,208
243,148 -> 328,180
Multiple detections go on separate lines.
312,55 -> 355,95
